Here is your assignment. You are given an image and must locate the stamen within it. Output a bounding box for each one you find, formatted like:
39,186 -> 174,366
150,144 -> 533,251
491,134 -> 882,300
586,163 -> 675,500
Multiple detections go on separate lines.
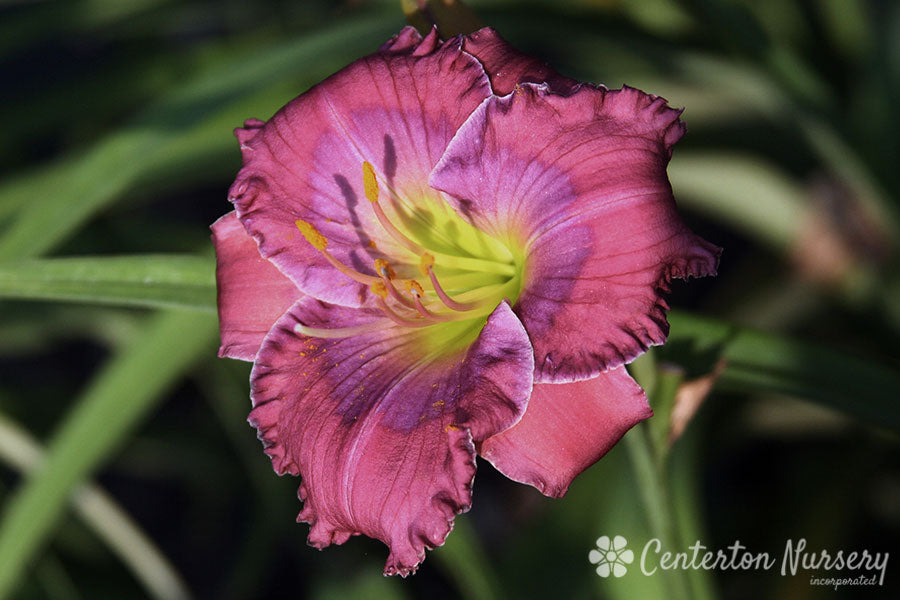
374,258 -> 396,280
295,219 -> 328,250
413,294 -> 447,321
422,254 -> 481,312
362,161 -> 380,203
419,253 -> 434,277
370,280 -> 388,299
295,220 -> 379,285
294,321 -> 387,339
364,162 -> 429,256
373,274 -> 415,309
375,296 -> 433,328
404,280 -> 425,298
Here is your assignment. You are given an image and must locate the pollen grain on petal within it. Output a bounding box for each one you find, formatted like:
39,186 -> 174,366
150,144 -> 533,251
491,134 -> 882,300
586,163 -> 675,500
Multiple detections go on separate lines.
295,219 -> 328,251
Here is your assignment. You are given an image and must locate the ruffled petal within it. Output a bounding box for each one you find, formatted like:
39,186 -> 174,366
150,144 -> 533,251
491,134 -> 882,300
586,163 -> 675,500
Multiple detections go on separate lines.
431,83 -> 721,382
380,26 -> 443,56
479,367 -> 650,497
211,212 -> 303,361
249,299 -> 533,575
229,31 -> 492,307
462,27 -> 579,95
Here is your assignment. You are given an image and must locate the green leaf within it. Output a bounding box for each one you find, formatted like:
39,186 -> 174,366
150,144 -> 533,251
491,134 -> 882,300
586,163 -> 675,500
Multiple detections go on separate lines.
0,310 -> 218,598
665,311 -> 900,431
0,413 -> 192,600
0,255 -> 215,312
669,153 -> 804,252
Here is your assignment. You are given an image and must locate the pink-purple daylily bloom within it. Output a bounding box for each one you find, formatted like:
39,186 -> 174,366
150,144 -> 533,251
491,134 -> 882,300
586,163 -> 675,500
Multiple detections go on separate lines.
212,26 -> 720,576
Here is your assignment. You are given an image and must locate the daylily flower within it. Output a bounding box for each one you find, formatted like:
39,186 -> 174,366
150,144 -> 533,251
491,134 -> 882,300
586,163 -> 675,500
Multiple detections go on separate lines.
212,26 -> 720,576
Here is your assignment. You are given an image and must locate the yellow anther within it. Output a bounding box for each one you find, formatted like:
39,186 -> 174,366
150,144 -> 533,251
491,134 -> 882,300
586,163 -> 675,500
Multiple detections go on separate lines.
370,280 -> 388,299
295,220 -> 328,251
419,253 -> 435,277
362,161 -> 379,203
405,280 -> 425,297
374,258 -> 396,280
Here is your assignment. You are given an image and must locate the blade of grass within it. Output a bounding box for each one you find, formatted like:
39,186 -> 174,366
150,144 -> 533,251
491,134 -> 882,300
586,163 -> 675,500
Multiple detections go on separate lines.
0,309 -> 218,598
668,152 -> 805,252
0,413 -> 192,600
0,255 -> 215,312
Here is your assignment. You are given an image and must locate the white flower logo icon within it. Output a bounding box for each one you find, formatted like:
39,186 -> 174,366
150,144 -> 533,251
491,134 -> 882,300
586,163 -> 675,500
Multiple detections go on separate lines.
589,535 -> 634,577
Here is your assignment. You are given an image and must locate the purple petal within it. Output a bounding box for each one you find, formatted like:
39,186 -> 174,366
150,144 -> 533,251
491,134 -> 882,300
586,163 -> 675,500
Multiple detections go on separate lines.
249,299 -> 533,575
228,33 -> 492,307
431,83 -> 721,382
479,367 -> 651,497
211,212 -> 302,361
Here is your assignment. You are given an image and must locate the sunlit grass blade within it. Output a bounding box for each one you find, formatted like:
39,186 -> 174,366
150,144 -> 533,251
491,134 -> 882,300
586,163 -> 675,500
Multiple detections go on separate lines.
669,153 -> 805,252
665,311 -> 900,431
0,254 -> 216,311
0,309 -> 218,598
0,413 -> 192,600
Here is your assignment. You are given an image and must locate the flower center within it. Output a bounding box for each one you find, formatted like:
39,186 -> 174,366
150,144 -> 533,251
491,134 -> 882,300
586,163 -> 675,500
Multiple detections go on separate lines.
293,161 -> 524,351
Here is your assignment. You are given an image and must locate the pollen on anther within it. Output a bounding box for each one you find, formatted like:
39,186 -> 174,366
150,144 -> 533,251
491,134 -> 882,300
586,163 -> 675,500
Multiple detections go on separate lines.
374,258 -> 396,279
419,253 -> 435,277
295,219 -> 328,250
405,280 -> 424,297
362,161 -> 379,203
370,280 -> 388,299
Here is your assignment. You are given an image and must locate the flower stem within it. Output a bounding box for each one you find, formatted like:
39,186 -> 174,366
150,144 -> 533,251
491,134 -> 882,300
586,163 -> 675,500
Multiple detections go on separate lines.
624,422 -> 693,600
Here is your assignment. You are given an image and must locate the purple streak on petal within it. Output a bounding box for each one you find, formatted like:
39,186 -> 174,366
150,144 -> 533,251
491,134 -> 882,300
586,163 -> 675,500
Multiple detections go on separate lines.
462,27 -> 579,95
228,33 -> 492,307
431,83 -> 721,382
248,299 -> 533,575
479,367 -> 651,497
211,212 -> 302,361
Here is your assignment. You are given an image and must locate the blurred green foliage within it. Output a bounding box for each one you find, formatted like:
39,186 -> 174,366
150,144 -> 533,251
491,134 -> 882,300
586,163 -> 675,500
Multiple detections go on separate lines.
0,0 -> 897,598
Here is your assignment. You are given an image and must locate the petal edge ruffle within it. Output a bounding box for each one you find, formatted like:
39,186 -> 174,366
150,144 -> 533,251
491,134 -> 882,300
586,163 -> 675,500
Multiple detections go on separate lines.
431,83 -> 721,382
249,299 -> 533,575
